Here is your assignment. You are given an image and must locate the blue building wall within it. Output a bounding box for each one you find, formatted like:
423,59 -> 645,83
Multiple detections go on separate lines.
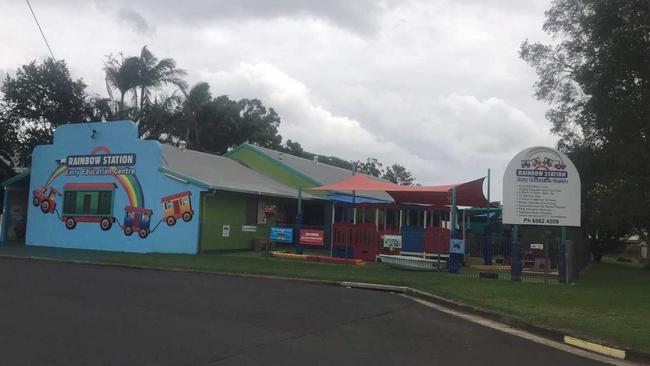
26,121 -> 205,253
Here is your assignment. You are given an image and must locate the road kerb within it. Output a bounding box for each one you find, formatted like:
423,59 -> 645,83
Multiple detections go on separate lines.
564,336 -> 626,360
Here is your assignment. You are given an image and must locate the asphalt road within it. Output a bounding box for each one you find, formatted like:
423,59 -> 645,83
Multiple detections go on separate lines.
0,258 -> 605,366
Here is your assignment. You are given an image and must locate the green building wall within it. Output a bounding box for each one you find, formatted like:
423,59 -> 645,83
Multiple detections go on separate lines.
199,191 -> 270,252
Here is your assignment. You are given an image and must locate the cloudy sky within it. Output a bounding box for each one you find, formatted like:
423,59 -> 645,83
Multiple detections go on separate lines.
1,0 -> 556,200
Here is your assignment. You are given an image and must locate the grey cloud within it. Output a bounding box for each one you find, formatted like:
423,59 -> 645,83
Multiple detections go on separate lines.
95,0 -> 390,35
117,8 -> 154,34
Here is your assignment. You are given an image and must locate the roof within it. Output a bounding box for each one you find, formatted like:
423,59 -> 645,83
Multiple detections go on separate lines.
244,144 -> 393,201
162,144 -> 318,200
311,174 -> 488,207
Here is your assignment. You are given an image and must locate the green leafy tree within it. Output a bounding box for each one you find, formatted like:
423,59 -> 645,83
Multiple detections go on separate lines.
134,46 -> 186,123
181,82 -> 211,147
353,157 -> 384,177
520,0 -> 650,260
1,58 -> 89,166
237,98 -> 282,150
104,54 -> 139,119
383,164 -> 415,185
138,93 -> 183,141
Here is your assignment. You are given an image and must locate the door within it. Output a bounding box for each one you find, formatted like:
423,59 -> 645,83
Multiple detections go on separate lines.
173,200 -> 181,215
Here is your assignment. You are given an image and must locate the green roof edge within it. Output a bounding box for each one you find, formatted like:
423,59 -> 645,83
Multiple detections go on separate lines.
1,169 -> 31,187
158,167 -> 211,189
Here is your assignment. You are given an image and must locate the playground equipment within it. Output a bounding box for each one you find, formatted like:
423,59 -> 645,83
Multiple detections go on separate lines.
60,183 -> 117,231
161,191 -> 193,226
32,186 -> 59,214
122,206 -> 154,238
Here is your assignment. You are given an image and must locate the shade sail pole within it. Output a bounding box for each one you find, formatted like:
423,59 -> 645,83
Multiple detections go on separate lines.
448,187 -> 461,273
330,203 -> 335,257
397,208 -> 402,233
295,187 -> 303,254
484,168 -> 492,265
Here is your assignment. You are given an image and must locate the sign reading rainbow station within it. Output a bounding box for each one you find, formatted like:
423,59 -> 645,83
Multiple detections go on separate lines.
503,146 -> 581,227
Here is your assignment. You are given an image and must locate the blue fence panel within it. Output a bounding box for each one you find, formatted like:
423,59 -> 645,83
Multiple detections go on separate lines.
401,226 -> 424,252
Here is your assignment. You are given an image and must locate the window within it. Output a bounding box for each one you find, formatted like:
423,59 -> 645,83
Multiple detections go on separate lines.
63,191 -> 77,215
245,198 -> 257,225
97,191 -> 112,215
256,199 -> 267,224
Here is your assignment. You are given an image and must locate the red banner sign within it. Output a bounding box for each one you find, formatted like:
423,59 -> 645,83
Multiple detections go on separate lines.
299,229 -> 324,246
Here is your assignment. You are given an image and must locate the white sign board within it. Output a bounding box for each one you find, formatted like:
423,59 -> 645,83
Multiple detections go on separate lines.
222,224 -> 230,237
241,225 -> 257,232
382,235 -> 402,249
503,146 -> 581,227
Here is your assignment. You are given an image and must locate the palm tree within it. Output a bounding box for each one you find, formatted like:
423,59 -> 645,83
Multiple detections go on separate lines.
135,46 -> 187,117
181,82 -> 211,148
104,54 -> 139,119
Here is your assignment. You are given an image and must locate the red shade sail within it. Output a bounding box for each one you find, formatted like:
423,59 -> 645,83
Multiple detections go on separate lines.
310,175 -> 487,207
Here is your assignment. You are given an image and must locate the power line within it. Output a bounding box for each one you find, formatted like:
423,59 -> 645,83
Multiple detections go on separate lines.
25,0 -> 55,60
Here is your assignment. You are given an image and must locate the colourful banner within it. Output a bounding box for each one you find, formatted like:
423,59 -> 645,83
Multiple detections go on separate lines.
299,229 -> 324,246
270,227 -> 293,243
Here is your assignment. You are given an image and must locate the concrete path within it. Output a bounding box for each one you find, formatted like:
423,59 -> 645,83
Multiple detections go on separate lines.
0,258 -> 606,365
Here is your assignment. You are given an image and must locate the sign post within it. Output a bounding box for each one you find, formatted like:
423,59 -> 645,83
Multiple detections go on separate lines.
503,146 -> 581,282
503,146 -> 581,227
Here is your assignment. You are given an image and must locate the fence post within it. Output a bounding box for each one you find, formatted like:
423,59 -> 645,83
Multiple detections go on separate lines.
558,241 -> 567,283
511,225 -> 522,282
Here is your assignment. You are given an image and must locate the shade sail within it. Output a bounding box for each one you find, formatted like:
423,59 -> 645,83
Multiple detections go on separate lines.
310,174 -> 487,207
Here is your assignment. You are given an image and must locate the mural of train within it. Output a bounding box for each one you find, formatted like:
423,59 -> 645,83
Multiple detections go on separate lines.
61,183 -> 117,231
161,191 -> 193,226
521,156 -> 566,170
32,186 -> 59,214
122,206 -> 153,238
32,179 -> 193,239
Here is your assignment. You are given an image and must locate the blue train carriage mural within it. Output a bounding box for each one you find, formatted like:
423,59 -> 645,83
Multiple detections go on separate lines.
161,191 -> 193,226
123,206 -> 154,238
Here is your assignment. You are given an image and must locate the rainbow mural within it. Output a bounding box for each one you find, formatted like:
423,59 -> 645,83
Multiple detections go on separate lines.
90,146 -> 145,208
45,164 -> 67,187
110,168 -> 145,208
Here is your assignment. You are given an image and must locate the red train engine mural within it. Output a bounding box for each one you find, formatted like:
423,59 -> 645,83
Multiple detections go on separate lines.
32,186 -> 60,214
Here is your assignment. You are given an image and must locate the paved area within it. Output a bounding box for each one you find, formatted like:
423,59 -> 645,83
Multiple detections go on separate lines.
0,258 -> 606,366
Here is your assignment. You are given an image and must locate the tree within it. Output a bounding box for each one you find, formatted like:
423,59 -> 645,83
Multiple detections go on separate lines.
237,98 -> 282,150
133,46 -> 186,123
181,82 -> 211,147
383,164 -> 415,185
353,158 -> 384,177
104,54 -> 139,119
520,0 -> 650,259
1,58 -> 89,166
